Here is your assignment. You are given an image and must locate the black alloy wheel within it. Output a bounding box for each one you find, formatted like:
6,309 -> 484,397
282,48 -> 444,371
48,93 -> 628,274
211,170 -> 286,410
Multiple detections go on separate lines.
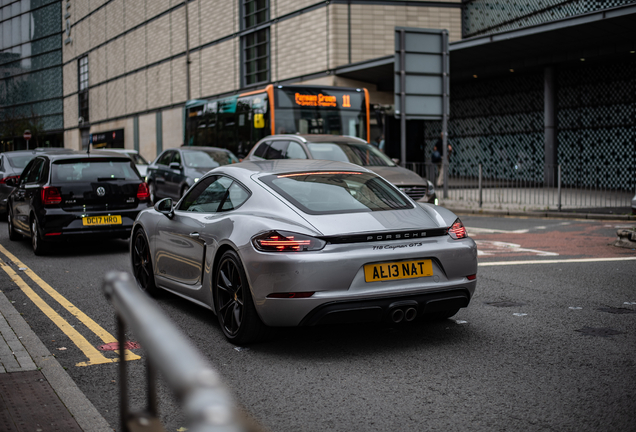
30,217 -> 48,255
214,250 -> 264,344
7,209 -> 20,241
131,229 -> 158,296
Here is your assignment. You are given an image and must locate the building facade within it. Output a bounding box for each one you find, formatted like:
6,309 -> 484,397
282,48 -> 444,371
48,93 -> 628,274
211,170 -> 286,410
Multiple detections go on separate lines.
0,0 -> 64,151
61,0 -> 462,160
59,0 -> 636,191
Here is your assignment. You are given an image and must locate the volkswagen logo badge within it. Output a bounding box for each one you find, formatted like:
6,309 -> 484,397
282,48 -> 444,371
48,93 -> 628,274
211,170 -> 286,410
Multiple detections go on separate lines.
96,187 -> 106,197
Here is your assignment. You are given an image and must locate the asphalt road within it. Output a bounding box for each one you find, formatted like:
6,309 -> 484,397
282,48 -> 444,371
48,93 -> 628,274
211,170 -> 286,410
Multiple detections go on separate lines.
0,215 -> 635,432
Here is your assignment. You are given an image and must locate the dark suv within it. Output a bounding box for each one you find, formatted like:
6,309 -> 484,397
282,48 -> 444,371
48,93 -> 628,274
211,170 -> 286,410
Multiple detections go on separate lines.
7,150 -> 150,255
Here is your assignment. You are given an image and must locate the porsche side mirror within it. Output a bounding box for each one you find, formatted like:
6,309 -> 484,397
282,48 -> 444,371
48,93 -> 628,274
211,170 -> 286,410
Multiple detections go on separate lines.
155,198 -> 174,219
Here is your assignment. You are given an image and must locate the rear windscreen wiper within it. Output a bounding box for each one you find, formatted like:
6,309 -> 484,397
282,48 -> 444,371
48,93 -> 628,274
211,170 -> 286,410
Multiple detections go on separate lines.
97,177 -> 127,181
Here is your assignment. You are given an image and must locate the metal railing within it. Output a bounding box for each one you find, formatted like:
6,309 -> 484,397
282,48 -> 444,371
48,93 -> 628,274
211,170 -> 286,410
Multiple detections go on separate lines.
406,162 -> 635,211
102,271 -> 246,432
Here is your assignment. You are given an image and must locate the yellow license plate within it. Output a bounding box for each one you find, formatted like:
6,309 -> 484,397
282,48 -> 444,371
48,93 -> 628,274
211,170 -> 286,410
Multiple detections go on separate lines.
82,215 -> 122,226
364,259 -> 433,282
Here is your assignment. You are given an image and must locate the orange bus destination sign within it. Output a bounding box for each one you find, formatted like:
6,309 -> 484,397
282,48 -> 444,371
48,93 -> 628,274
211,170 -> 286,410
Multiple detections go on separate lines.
294,92 -> 350,108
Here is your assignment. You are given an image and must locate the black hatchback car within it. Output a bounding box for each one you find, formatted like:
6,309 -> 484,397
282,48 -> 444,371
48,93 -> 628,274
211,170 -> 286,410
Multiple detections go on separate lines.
7,150 -> 150,255
146,146 -> 239,203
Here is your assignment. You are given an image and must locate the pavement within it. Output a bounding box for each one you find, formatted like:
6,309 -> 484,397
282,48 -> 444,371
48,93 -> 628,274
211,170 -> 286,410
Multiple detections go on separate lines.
0,203 -> 633,432
0,286 -> 112,432
437,197 -> 636,220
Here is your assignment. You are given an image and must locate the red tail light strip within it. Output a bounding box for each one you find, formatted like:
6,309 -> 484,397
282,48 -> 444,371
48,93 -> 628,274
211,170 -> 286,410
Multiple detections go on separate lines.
277,171 -> 362,178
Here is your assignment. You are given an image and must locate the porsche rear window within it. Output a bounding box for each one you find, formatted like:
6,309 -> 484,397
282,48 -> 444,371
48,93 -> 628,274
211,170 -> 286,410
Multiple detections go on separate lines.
261,171 -> 413,214
52,159 -> 139,182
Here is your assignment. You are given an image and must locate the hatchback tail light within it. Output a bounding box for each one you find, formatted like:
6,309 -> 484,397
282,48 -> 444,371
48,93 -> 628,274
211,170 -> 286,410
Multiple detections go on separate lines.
252,230 -> 326,252
137,182 -> 149,201
448,218 -> 467,240
41,186 -> 62,206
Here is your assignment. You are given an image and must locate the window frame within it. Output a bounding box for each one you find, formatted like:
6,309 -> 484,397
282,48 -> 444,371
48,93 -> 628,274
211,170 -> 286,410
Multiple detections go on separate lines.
78,55 -> 89,122
240,0 -> 270,88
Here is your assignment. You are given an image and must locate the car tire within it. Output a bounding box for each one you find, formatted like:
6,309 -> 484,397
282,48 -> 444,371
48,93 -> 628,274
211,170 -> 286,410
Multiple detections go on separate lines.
131,228 -> 159,297
424,308 -> 460,321
214,250 -> 266,344
7,209 -> 20,241
148,182 -> 156,205
30,217 -> 49,256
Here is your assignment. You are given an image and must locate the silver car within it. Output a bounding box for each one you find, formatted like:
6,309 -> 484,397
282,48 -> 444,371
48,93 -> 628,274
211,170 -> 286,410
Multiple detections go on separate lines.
244,134 -> 436,203
130,160 -> 477,344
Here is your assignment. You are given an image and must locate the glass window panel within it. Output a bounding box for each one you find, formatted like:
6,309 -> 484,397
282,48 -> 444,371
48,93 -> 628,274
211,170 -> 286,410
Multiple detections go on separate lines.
31,34 -> 60,55
20,0 -> 29,13
11,2 -> 19,16
3,19 -> 12,49
21,13 -> 29,41
31,2 -> 60,40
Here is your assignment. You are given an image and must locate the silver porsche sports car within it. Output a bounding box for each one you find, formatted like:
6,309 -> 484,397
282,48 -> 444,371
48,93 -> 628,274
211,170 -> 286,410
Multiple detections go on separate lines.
130,159 -> 477,344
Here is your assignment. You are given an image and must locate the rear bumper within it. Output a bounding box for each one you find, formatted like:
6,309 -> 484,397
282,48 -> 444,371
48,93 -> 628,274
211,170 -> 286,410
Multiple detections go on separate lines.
299,288 -> 470,326
37,204 -> 149,240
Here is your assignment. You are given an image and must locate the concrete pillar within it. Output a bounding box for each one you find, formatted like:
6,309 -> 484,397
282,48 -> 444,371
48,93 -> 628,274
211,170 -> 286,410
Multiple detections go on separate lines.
544,66 -> 558,185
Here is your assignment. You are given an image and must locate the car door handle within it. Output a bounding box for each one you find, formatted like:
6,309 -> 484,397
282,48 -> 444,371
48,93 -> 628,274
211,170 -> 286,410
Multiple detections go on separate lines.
189,232 -> 200,238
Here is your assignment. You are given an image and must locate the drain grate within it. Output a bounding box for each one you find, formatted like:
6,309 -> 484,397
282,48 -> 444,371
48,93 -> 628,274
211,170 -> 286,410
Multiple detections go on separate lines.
575,327 -> 624,337
485,301 -> 525,308
596,307 -> 636,315
0,370 -> 83,431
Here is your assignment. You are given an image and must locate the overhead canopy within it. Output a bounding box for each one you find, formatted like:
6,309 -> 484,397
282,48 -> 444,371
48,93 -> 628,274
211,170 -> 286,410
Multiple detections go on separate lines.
335,4 -> 636,88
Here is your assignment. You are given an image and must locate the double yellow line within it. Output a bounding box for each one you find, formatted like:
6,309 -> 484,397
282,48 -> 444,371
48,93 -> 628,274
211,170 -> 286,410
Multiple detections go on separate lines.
0,244 -> 140,367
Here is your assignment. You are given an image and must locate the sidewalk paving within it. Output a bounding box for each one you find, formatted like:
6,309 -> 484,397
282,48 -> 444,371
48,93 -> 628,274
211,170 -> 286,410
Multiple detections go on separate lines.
437,197 -> 635,220
0,287 -> 112,432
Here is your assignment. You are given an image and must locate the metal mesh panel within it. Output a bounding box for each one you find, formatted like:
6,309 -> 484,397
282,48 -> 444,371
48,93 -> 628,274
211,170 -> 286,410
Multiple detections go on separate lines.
425,73 -> 544,182
463,0 -> 635,38
557,60 -> 636,190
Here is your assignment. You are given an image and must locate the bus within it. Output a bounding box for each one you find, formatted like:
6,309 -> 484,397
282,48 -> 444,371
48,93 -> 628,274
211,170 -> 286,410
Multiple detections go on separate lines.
184,85 -> 370,158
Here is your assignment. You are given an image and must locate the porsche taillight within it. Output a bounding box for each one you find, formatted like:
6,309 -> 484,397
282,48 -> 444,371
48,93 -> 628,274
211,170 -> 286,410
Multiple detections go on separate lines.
448,219 -> 467,240
41,186 -> 62,206
252,231 -> 326,252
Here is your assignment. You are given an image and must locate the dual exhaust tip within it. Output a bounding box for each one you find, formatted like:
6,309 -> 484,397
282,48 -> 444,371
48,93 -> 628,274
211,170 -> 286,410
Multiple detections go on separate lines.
389,306 -> 418,323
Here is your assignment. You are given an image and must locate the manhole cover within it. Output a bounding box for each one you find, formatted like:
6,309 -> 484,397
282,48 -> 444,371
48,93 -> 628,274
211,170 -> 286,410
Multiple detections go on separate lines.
485,301 -> 525,308
596,307 -> 636,315
575,327 -> 624,337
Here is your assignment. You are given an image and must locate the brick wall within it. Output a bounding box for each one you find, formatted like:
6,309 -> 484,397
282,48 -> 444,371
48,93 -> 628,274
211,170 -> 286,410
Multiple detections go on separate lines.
62,0 -> 462,149
275,8 -> 328,81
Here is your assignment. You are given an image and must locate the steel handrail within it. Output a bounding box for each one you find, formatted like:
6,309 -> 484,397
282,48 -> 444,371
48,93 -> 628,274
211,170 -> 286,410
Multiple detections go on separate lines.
102,271 -> 245,432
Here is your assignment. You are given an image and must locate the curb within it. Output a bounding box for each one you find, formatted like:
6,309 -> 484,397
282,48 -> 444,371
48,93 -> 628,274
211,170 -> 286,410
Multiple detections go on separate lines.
0,289 -> 112,432
443,207 -> 635,221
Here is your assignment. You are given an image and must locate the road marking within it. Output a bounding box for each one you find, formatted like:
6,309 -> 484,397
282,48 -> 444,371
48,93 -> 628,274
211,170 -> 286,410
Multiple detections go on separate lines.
0,244 -> 140,366
479,257 -> 636,266
475,240 -> 559,257
467,227 -> 530,234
